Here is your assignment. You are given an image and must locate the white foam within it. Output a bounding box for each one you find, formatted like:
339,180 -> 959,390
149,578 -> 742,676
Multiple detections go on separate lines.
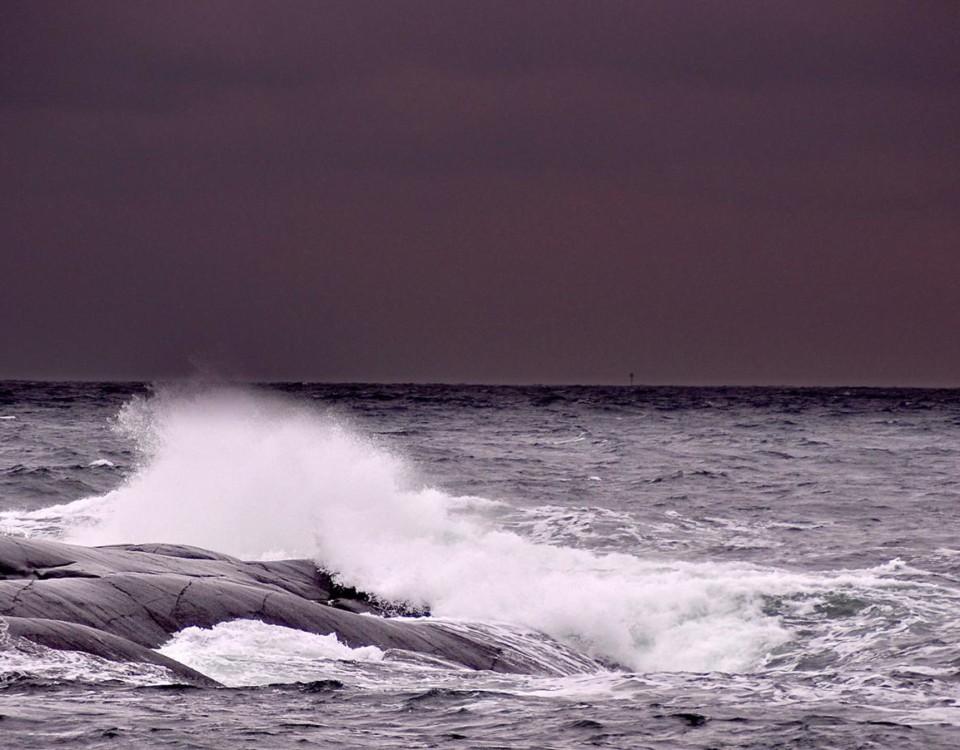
37,386 -> 900,673
88,458 -> 116,468
0,494 -> 108,539
157,620 -> 384,687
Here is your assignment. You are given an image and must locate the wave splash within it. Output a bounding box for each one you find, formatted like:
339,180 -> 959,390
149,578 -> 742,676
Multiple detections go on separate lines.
158,620 -> 385,687
46,386 -> 796,672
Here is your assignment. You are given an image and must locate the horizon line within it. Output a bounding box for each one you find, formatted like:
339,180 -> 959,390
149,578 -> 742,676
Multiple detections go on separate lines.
1,377 -> 959,391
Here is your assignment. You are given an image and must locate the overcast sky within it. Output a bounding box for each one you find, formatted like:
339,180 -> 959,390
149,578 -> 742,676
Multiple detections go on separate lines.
2,1 -> 958,385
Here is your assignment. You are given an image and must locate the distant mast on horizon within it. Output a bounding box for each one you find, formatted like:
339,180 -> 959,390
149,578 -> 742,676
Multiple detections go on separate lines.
629,372 -> 634,387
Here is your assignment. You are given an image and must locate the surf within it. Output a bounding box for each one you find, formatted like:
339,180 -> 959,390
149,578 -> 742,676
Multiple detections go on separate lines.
13,386 -> 803,672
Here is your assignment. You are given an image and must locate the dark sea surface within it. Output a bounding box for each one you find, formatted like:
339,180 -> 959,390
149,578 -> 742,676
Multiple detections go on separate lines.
1,381 -> 959,748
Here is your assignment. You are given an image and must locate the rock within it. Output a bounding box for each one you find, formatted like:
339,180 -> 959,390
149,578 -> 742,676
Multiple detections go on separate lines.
327,597 -> 379,615
0,536 -> 541,678
2,616 -> 221,687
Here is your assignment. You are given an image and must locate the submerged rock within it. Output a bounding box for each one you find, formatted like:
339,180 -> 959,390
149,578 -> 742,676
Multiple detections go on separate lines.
2,616 -> 221,687
0,536 -> 539,680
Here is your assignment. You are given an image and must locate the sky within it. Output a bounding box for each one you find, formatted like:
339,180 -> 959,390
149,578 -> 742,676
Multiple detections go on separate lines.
1,1 -> 958,385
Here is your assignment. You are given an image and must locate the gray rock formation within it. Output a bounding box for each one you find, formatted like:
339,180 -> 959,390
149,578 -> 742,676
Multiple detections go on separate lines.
0,536 -> 539,683
3,615 -> 222,687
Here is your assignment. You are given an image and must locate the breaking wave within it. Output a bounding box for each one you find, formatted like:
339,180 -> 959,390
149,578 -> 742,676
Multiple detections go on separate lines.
4,386 -> 899,673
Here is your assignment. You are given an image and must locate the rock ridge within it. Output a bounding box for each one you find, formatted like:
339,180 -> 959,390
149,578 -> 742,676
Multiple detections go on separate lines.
0,536 -> 538,684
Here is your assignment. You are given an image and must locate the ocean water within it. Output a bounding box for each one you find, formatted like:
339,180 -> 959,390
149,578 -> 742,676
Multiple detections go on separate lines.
1,381 -> 959,748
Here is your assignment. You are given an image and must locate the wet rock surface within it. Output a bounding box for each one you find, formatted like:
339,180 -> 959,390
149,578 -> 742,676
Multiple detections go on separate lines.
2,616 -> 221,687
0,536 -> 531,680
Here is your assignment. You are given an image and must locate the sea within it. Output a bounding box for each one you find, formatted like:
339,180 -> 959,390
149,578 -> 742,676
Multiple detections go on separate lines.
1,381 -> 959,748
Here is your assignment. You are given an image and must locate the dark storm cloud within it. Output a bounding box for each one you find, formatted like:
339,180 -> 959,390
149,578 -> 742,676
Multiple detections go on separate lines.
1,1 -> 958,384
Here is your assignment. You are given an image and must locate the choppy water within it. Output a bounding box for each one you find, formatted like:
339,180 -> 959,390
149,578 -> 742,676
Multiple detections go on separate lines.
1,381 -> 959,748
